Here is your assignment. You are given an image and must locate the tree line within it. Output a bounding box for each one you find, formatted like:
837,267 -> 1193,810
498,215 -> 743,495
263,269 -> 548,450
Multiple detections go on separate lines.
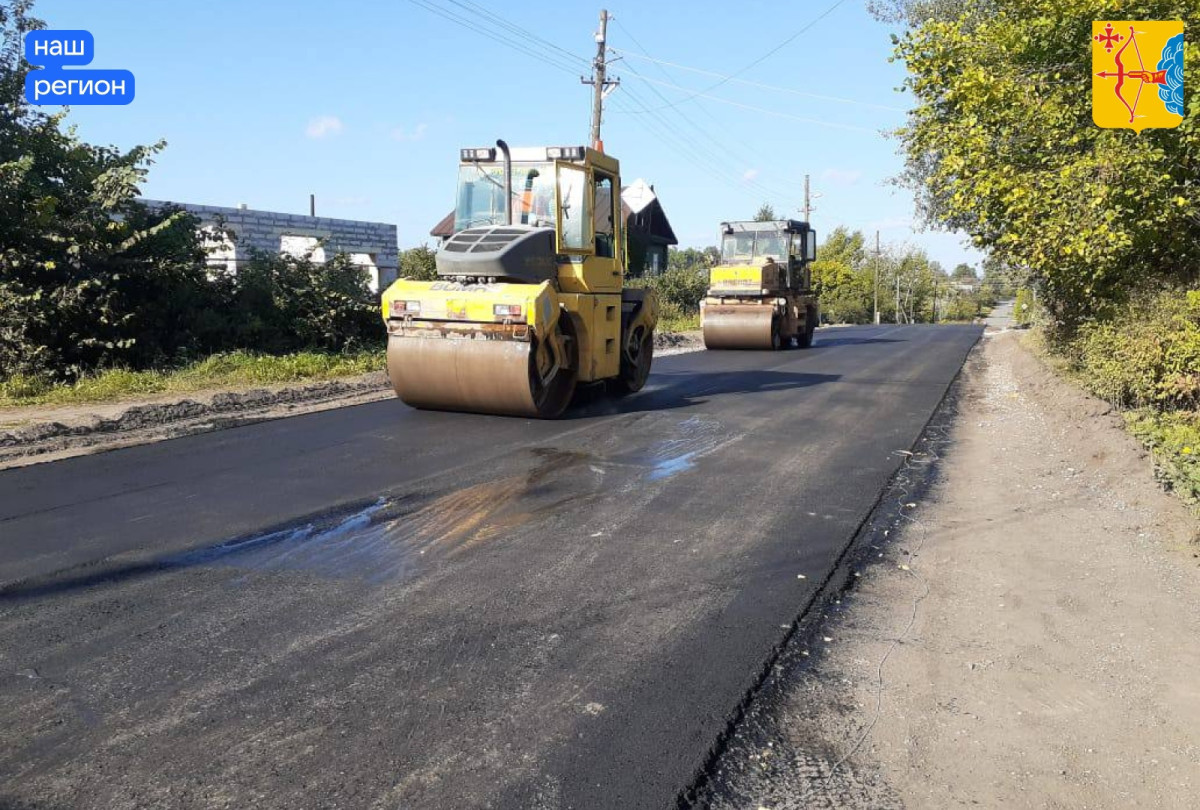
624,232 -> 1007,326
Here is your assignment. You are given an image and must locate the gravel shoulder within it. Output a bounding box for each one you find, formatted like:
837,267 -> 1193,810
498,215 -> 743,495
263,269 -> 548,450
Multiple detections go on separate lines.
0,330 -> 707,469
698,328 -> 1200,808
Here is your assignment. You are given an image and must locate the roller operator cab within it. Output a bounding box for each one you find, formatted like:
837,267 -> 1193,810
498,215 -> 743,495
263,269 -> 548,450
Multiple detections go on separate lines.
701,220 -> 820,350
380,141 -> 659,418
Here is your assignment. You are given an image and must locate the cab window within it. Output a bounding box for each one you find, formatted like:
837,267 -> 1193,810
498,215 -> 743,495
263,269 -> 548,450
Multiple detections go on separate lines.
556,163 -> 592,252
593,173 -> 616,258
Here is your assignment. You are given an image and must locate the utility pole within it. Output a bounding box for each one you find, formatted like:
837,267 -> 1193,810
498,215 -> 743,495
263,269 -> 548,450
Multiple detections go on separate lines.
582,10 -> 618,149
873,230 -> 880,325
896,264 -> 902,324
803,174 -> 810,222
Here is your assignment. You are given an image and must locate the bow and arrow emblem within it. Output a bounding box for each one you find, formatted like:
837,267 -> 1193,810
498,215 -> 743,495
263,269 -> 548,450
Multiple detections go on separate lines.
1095,24 -> 1168,123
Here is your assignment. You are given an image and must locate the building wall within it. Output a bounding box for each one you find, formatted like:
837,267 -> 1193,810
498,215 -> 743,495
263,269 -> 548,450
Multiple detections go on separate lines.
140,199 -> 399,292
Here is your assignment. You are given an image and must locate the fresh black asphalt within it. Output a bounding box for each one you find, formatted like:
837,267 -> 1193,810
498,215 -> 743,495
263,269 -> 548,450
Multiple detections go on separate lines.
0,324 -> 980,809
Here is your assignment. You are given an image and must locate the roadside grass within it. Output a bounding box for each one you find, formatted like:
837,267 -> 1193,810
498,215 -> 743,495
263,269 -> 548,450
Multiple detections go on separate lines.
2,315 -> 708,412
0,349 -> 386,409
659,312 -> 700,333
1024,314 -> 1200,509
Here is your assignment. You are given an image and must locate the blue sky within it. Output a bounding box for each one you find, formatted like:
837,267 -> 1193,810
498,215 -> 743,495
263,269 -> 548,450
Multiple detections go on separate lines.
37,0 -> 983,270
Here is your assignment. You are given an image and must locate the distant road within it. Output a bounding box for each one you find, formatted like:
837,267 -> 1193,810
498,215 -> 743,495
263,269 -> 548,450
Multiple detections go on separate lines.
0,323 -> 980,809
985,298 -> 1016,330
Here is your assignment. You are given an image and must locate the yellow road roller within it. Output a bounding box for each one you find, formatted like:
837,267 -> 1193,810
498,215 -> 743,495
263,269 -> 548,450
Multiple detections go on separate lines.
701,220 -> 819,350
380,141 -> 658,418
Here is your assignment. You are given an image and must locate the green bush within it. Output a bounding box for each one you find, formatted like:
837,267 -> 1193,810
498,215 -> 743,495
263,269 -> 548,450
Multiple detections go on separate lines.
219,250 -> 382,355
398,245 -> 438,281
1125,410 -> 1200,506
629,265 -> 708,316
1073,292 -> 1200,410
939,294 -> 981,323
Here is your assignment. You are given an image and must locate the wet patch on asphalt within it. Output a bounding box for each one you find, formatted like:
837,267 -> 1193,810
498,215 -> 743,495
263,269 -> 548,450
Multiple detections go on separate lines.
180,417 -> 740,585
1,416 -> 743,599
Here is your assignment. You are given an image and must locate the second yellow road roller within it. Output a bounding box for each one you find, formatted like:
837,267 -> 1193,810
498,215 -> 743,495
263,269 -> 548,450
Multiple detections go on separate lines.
701,219 -> 820,350
380,140 -> 658,418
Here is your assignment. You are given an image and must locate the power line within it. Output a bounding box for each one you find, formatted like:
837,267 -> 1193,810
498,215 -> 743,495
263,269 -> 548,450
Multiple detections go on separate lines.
406,1 -> 807,213
610,17 -> 803,194
443,0 -> 591,70
608,85 -> 804,211
622,74 -> 880,134
405,0 -> 584,76
607,18 -> 811,205
613,79 -> 804,205
631,0 -> 853,113
614,63 -> 808,203
610,48 -> 907,113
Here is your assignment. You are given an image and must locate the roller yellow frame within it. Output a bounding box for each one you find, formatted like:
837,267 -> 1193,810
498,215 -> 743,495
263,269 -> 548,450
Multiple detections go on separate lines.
380,141 -> 658,418
702,219 -> 820,351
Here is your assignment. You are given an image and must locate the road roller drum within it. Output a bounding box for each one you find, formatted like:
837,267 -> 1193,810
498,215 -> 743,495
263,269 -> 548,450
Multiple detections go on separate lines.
701,305 -> 777,350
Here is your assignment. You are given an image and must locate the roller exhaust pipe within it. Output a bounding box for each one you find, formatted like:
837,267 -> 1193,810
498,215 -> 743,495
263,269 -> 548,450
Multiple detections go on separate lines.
496,139 -> 513,226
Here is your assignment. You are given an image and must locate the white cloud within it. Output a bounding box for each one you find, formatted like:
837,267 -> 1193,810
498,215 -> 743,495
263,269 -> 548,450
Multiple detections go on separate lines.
305,115 -> 344,139
821,168 -> 863,186
391,122 -> 429,142
742,168 -> 760,181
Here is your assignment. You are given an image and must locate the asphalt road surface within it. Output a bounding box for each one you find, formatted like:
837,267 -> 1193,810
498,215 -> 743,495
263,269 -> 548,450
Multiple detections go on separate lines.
0,323 -> 980,809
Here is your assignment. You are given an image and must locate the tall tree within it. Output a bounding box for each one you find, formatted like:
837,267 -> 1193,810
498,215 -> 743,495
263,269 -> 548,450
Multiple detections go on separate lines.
889,0 -> 1199,330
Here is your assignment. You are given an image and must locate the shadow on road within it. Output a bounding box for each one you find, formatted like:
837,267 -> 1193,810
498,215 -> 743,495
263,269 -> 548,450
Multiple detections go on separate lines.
568,369 -> 841,419
810,336 -> 905,348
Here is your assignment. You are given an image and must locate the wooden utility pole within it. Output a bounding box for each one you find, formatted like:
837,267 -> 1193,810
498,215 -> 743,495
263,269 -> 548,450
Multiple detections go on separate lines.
873,230 -> 880,325
582,10 -> 618,149
803,174 -> 811,222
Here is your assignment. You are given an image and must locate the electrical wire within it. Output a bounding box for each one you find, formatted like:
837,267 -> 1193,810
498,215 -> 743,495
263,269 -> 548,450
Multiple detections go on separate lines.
608,83 -> 805,210
623,74 -> 881,134
405,0 -> 584,76
443,0 -> 593,71
613,65 -> 809,205
610,17 -> 810,206
611,48 -> 907,113
605,101 -> 770,212
405,1 -> 823,214
630,0 -> 853,113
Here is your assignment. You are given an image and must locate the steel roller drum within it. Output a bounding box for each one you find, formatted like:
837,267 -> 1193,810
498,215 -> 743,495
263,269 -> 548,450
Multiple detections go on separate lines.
702,305 -> 776,350
386,333 -> 576,418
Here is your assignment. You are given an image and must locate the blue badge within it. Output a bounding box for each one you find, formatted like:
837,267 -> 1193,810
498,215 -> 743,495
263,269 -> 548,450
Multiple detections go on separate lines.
24,30 -> 135,105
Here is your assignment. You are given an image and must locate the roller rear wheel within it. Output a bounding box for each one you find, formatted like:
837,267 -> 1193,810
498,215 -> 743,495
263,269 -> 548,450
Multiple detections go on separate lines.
798,306 -> 817,349
612,325 -> 653,395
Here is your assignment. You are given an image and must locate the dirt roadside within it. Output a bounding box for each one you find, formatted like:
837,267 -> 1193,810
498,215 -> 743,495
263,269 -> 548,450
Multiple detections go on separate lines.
0,331 -> 705,470
697,329 -> 1200,809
